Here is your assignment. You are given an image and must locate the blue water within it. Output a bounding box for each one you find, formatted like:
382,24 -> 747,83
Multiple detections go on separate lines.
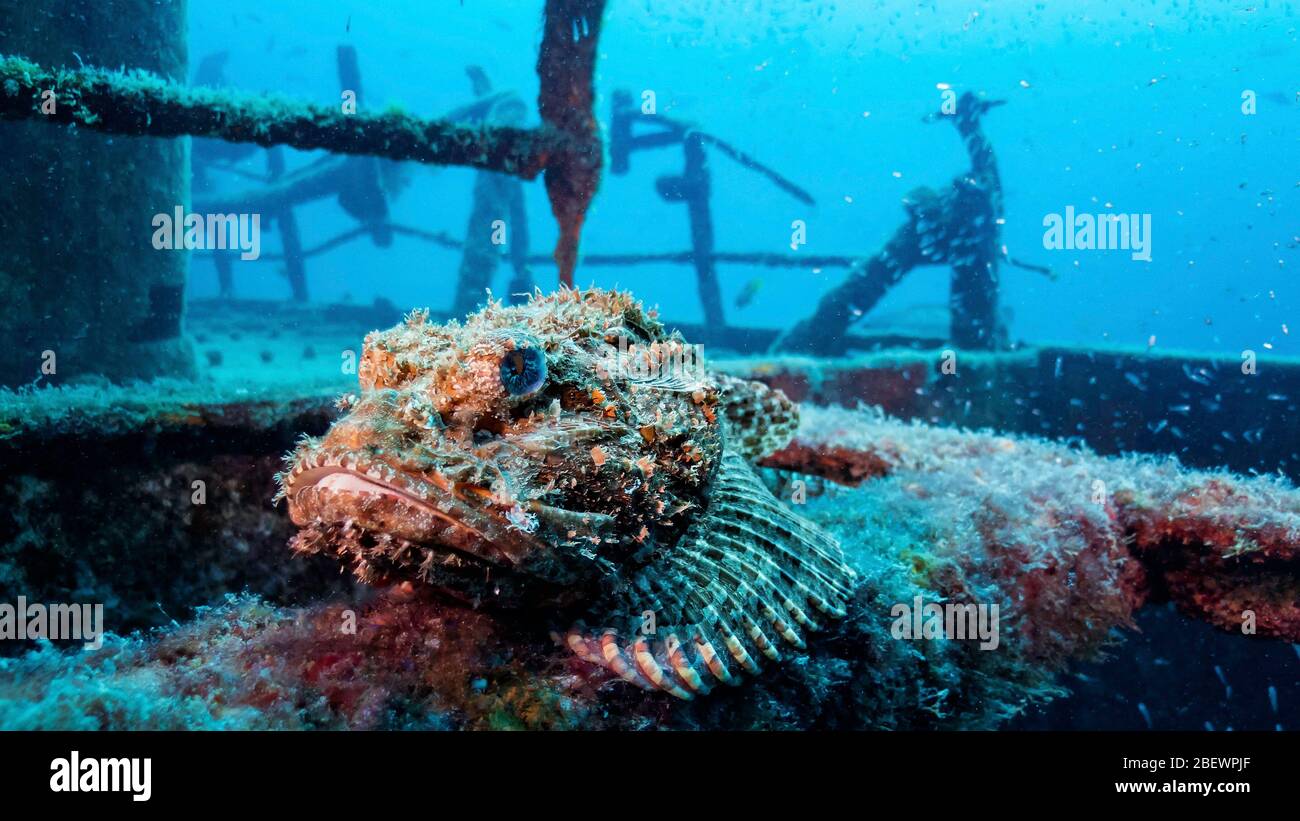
189,0 -> 1298,354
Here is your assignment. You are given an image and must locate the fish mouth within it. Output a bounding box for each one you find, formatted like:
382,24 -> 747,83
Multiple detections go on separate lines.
281,451 -> 538,569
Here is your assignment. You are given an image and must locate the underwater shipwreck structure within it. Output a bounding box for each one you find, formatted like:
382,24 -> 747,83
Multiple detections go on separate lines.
0,1 -> 1298,730
0,0 -> 605,391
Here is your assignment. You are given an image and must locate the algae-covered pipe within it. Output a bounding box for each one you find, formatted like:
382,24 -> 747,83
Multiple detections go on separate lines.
0,54 -> 571,178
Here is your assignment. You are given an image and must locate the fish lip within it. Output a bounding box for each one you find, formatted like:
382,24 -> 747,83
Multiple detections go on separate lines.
281,451 -> 534,566
288,464 -> 442,514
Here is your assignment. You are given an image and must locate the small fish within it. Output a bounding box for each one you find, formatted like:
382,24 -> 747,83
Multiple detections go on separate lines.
1183,363 -> 1213,386
734,278 -> 763,309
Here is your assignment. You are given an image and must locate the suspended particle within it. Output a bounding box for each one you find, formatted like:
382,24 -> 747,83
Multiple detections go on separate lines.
1137,702 -> 1152,729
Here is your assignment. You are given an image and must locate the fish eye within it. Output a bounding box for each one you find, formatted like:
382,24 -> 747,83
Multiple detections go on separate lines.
499,346 -> 547,397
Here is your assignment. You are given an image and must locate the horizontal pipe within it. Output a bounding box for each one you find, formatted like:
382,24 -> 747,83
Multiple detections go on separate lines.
195,220 -> 859,269
0,54 -> 571,178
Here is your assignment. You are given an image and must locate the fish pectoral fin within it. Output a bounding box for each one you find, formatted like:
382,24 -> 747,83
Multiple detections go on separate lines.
715,373 -> 800,460
566,452 -> 855,698
564,627 -> 713,700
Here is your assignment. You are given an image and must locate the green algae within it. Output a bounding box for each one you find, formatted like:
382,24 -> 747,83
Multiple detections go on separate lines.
0,377 -> 346,442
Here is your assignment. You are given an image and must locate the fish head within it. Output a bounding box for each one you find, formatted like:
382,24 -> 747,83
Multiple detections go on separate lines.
277,289 -> 724,605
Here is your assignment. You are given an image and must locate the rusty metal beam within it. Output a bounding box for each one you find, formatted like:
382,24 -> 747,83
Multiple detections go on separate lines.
537,0 -> 607,287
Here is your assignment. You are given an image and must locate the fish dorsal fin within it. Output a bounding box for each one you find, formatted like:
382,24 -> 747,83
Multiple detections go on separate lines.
716,373 -> 800,459
565,451 -> 855,699
603,339 -> 712,393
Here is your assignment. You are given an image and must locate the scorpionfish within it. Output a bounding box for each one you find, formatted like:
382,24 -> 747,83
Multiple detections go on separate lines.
277,288 -> 855,699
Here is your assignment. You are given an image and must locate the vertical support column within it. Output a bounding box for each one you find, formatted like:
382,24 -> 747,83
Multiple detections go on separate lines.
537,0 -> 606,288
267,147 -> 308,303
452,68 -> 505,318
451,69 -> 535,316
214,253 -> 235,299
335,45 -> 392,252
656,133 -> 723,327
0,0 -> 195,386
681,134 -> 723,327
452,173 -> 508,317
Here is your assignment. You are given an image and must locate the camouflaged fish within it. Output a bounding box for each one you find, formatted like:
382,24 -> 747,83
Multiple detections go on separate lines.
276,288 -> 854,699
